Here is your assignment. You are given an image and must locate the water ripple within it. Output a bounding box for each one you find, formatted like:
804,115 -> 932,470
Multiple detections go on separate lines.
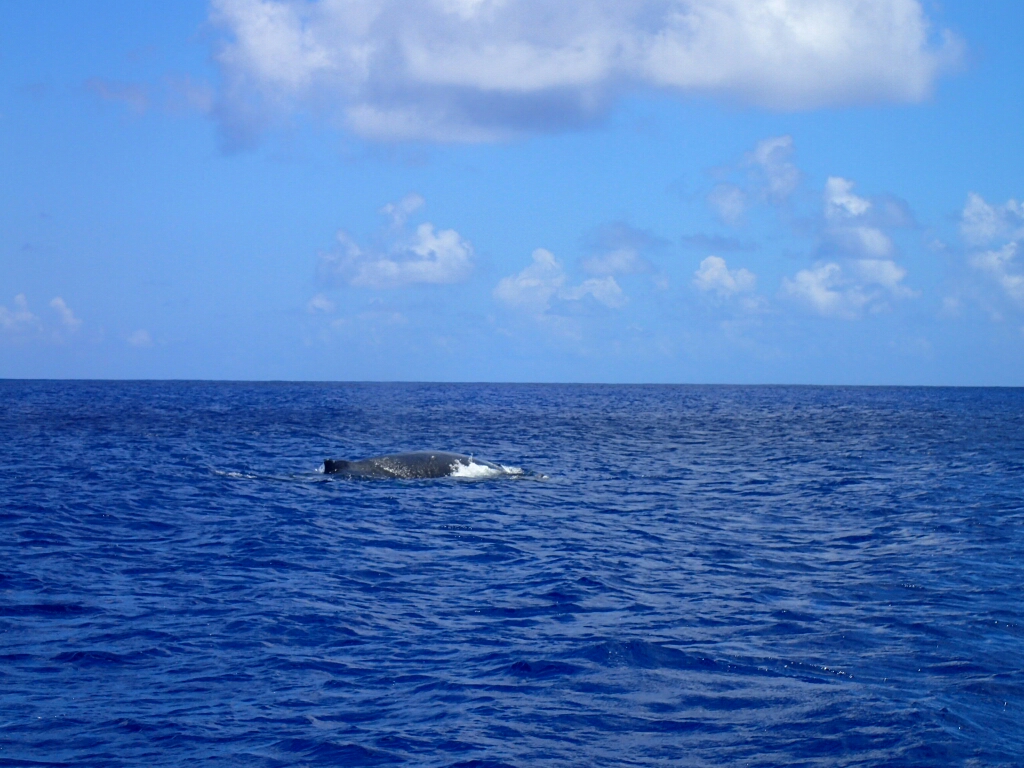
1,382 -> 1022,766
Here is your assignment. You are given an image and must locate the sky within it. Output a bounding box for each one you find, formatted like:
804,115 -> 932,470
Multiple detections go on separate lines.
2,0 -> 1023,384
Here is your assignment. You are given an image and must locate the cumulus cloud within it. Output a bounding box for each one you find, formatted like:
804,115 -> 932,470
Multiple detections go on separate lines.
960,194 -> 1024,306
494,249 -> 564,312
0,294 -> 40,335
853,258 -> 911,294
960,192 -> 1024,247
208,0 -> 959,143
824,176 -> 872,220
49,297 -> 82,330
970,242 -> 1024,305
820,176 -> 915,264
783,263 -> 864,318
562,277 -> 626,307
318,196 -> 474,288
782,259 -> 911,318
822,176 -> 894,257
1,294 -> 82,341
693,256 -> 755,297
347,224 -> 473,287
495,248 -> 624,314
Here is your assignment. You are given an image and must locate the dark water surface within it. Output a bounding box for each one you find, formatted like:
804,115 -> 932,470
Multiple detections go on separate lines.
1,382 -> 1022,767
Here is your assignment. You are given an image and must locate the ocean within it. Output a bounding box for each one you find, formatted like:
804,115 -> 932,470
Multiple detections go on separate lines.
1,381 -> 1022,766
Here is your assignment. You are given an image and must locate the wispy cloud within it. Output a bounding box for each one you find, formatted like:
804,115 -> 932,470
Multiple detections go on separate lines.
708,184 -> 747,226
207,0 -> 960,144
379,193 -> 425,228
680,233 -> 755,252
580,222 -> 664,277
87,75 -> 216,119
126,329 -> 153,348
748,135 -> 801,204
707,135 -> 802,224
86,78 -> 150,114
306,293 -> 335,313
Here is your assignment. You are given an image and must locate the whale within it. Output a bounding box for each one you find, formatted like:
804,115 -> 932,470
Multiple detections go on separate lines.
322,451 -> 508,479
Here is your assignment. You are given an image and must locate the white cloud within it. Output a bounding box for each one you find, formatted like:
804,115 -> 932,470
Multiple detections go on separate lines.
495,248 -> 624,313
970,242 -> 1024,305
709,135 -> 800,223
783,263 -> 864,318
127,329 -> 153,347
939,296 -> 961,318
209,0 -> 959,143
582,248 -> 647,276
580,222 -> 662,279
960,194 -> 1024,308
853,258 -> 910,294
1,295 -> 82,341
347,223 -> 473,287
782,259 -> 912,318
748,135 -> 800,202
960,192 -> 1024,247
306,293 -> 335,313
822,176 -> 894,257
380,193 -> 425,228
709,184 -> 746,226
693,255 -> 756,296
49,297 -> 82,330
562,277 -> 626,308
318,196 -> 474,288
494,248 -> 565,312
824,176 -> 872,220
0,294 -> 40,335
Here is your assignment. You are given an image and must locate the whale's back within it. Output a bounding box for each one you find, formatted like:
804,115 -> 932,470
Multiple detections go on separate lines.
323,451 -> 480,479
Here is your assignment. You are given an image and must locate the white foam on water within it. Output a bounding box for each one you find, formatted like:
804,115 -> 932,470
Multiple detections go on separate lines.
213,469 -> 260,480
449,460 -> 523,479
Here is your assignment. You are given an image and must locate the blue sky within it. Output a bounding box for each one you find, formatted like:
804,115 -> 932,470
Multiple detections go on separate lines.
2,0 -> 1023,383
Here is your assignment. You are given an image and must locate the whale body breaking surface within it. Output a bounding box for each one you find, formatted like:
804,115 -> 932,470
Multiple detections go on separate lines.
321,451 -> 520,479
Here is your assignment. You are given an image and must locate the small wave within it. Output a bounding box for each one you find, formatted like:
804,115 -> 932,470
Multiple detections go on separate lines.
210,468 -> 261,480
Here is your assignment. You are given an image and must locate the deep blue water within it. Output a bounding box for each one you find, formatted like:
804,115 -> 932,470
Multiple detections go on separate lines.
1,382 -> 1022,767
